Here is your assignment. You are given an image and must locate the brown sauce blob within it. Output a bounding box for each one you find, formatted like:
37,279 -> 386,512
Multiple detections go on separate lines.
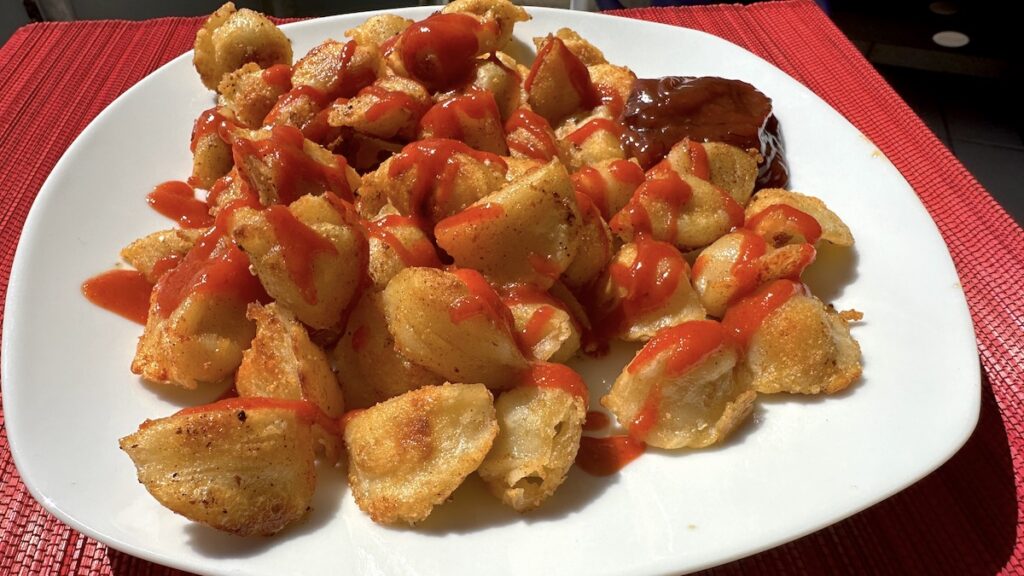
620,76 -> 788,189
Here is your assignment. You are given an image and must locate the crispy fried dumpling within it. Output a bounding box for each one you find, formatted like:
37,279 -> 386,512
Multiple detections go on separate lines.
418,91 -> 508,155
345,383 -> 498,524
434,159 -> 580,289
228,193 -> 367,329
501,284 -> 582,362
120,398 -> 319,535
723,279 -> 861,394
217,62 -> 292,129
526,35 -> 599,124
121,228 -> 204,283
328,76 -> 431,141
478,363 -> 586,511
194,2 -> 293,92
345,14 -> 413,49
570,158 -> 644,221
602,320 -> 755,449
290,39 -> 380,100
382,267 -> 528,390
745,188 -> 854,247
365,208 -> 442,289
332,291 -> 444,410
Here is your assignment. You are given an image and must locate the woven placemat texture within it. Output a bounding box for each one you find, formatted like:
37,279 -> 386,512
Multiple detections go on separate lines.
1,1 -> 1021,574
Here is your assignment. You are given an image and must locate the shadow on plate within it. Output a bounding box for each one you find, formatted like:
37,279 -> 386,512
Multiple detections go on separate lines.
802,242 -> 859,303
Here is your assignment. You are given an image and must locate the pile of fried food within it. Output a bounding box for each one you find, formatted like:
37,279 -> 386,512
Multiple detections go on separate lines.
116,0 -> 861,535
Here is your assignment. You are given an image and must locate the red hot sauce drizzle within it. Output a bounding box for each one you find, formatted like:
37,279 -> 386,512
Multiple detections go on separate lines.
146,181 -> 214,229
399,13 -> 483,92
525,36 -> 599,109
366,215 -> 442,268
746,204 -> 822,246
190,107 -> 236,154
419,91 -> 501,142
81,270 -> 153,325
264,205 -> 339,305
518,361 -> 589,409
505,108 -> 559,160
261,64 -> 293,90
448,268 -> 516,334
686,139 -> 710,180
172,397 -> 340,437
575,435 -> 646,476
387,138 -> 506,222
610,170 -> 692,244
721,279 -> 807,349
434,202 -> 506,236
583,410 -> 610,431
596,237 -> 688,341
566,118 -> 624,147
624,320 -> 733,441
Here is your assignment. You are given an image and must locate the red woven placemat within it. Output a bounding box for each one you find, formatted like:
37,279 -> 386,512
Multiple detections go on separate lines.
1,1 -> 1021,574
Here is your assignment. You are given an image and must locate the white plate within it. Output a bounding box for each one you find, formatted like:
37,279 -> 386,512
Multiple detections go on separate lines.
3,7 -> 979,576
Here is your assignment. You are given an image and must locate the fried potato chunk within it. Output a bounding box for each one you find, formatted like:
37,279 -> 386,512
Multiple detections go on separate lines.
360,138 -> 507,224
419,91 -> 508,155
120,399 -> 317,536
345,383 -> 498,524
365,208 -> 442,290
558,115 -> 626,170
232,126 -> 361,206
132,230 -> 262,389
571,158 -> 645,221
228,194 -> 367,329
194,2 -> 293,92
660,139 -> 759,206
588,63 -> 636,117
745,188 -> 854,247
291,39 -> 380,100
434,159 -> 580,289
526,35 -> 599,124
590,239 -> 706,342
724,280 -> 862,395
553,28 -> 606,66
382,267 -> 528,390
217,62 -> 291,129
236,303 -> 343,416
602,320 -> 755,449
561,189 -> 613,293
190,108 -> 238,190
467,54 -> 526,120
442,0 -> 530,50
501,284 -> 582,362
610,167 -> 743,252
479,380 -> 584,511
121,228 -> 203,283
692,229 -> 816,318
345,14 -> 412,49
328,76 -> 431,141
332,291 -> 444,410
505,108 -> 563,163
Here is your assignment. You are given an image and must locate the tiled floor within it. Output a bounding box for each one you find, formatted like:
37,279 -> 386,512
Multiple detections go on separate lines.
872,67 -> 1024,226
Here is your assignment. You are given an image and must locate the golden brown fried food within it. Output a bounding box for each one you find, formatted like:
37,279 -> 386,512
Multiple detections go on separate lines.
382,267 -> 528,390
561,189 -> 613,292
217,62 -> 291,129
418,91 -> 508,155
553,28 -> 606,66
570,158 -> 644,221
434,159 -> 580,289
602,320 -> 755,449
121,228 -> 204,283
345,383 -> 498,524
189,107 -> 238,190
558,114 -> 626,170
120,400 -> 317,535
724,280 -> 861,394
526,35 -> 599,124
501,284 -> 582,362
345,14 -> 413,49
132,231 -> 261,389
745,188 -> 854,247
590,239 -> 706,342
660,139 -> 759,206
328,76 -> 431,141
332,291 -> 444,410
466,54 -> 526,120
478,365 -> 586,511
291,39 -> 380,100
228,193 -> 366,329
194,2 -> 293,92
442,0 -> 530,50
364,207 -> 442,289
587,63 -> 636,117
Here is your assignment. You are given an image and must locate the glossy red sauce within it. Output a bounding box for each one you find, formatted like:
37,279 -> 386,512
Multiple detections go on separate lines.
151,254 -> 183,279
566,118 -> 623,147
261,64 -> 293,89
335,40 -> 377,98
146,181 -> 213,229
686,139 -> 710,180
721,278 -> 807,348
366,214 -> 442,268
583,410 -> 610,431
575,435 -> 646,476
233,124 -> 353,204
610,170 -> 692,242
434,202 -> 505,235
399,13 -> 482,91
501,284 -> 586,347
571,165 -> 610,219
388,138 -> 506,221
361,84 -> 429,123
518,361 -> 589,408
152,212 -> 266,318
419,91 -> 501,141
525,36 -> 598,108
692,229 -> 768,300
172,397 -> 340,436
189,107 -> 235,154
519,305 -> 556,352
263,85 -> 331,126
609,158 -> 645,187
505,108 -> 558,160
746,204 -> 823,246
596,83 -> 625,117
719,187 -> 745,230
265,205 -> 338,305
81,269 -> 153,325
528,253 -> 563,280
448,268 -> 515,331
599,237 -> 687,337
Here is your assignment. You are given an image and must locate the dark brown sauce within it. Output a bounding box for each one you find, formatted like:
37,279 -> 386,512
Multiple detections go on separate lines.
620,76 -> 788,189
